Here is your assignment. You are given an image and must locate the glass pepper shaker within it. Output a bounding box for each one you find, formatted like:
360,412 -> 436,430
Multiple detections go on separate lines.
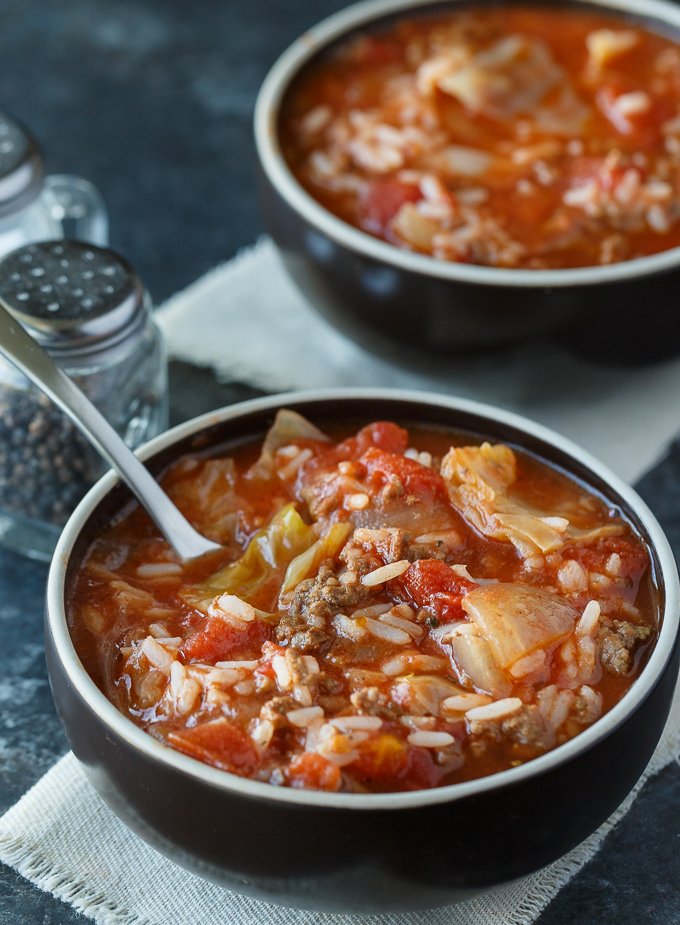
0,111 -> 108,256
0,240 -> 168,560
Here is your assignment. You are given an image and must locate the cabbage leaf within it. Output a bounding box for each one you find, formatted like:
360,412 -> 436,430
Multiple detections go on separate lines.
441,442 -> 623,558
182,503 -> 316,609
248,409 -> 330,480
462,583 -> 578,669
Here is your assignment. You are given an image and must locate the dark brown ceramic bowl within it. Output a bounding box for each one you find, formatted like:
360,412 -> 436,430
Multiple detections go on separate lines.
255,0 -> 680,366
45,390 -> 679,913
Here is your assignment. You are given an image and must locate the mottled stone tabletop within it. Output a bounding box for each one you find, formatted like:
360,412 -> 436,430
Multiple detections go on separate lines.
0,1 -> 679,922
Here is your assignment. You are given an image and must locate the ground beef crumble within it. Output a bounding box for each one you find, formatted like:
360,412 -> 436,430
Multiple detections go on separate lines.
276,564 -> 369,651
468,705 -> 554,754
350,685 -> 402,719
340,527 -> 409,574
598,620 -> 653,676
259,696 -> 298,728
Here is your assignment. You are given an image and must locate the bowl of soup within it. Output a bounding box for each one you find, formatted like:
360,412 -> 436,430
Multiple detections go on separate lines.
255,0 -> 680,362
46,389 -> 679,912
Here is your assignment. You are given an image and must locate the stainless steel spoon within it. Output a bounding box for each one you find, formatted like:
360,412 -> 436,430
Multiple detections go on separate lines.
0,301 -> 221,560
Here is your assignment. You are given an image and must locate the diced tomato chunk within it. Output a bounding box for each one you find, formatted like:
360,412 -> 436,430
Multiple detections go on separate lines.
168,718 -> 259,775
353,734 -> 409,781
180,616 -> 269,663
355,421 -> 409,455
317,421 -> 410,471
359,447 -> 449,504
403,746 -> 443,790
288,752 -> 342,791
398,558 -> 477,622
561,537 -> 648,581
361,179 -> 421,231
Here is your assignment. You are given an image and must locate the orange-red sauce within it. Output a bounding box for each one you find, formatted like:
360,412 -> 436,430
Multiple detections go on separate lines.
68,419 -> 657,792
281,7 -> 680,269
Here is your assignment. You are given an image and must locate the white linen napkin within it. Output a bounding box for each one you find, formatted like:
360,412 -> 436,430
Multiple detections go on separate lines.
155,236 -> 680,485
1,236 -> 679,924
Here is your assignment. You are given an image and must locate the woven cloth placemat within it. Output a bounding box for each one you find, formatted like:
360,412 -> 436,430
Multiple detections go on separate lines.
155,236 -> 680,485
0,685 -> 678,925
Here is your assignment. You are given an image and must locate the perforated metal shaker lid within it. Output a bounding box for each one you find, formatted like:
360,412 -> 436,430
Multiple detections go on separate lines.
0,113 -> 43,219
0,240 -> 147,356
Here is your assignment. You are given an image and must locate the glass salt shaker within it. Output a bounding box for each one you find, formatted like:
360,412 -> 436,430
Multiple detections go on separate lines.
0,111 -> 107,257
0,240 -> 168,560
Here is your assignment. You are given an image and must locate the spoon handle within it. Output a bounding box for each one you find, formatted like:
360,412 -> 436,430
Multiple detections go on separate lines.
0,301 -> 220,559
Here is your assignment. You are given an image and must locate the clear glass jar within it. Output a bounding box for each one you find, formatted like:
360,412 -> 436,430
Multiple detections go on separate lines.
0,240 -> 167,560
0,112 -> 107,256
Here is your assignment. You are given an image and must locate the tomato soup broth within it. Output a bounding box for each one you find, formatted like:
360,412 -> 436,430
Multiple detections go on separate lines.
69,415 -> 656,793
281,6 -> 680,269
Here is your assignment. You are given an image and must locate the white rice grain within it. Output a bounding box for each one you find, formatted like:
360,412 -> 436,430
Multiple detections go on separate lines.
381,656 -> 409,676
170,661 -> 186,696
365,618 -> 410,644
209,594 -> 256,624
251,719 -> 275,749
380,613 -> 424,639
215,660 -> 258,670
441,693 -> 493,713
272,654 -> 292,691
149,623 -> 175,638
293,684 -> 314,707
287,706 -> 324,727
361,560 -> 410,586
278,448 -> 313,480
333,614 -> 368,641
538,516 -> 569,532
407,731 -> 455,747
558,559 -> 589,594
577,600 -> 601,637
465,698 -> 523,721
330,715 -> 382,731
140,636 -> 174,673
509,649 -> 547,679
578,685 -> 603,723
605,553 -> 622,577
206,667 -> 246,688
300,105 -> 332,135
170,662 -> 201,715
648,204 -> 671,233
614,90 -> 651,116
137,562 -> 183,578
352,603 -> 392,619
414,530 -> 462,547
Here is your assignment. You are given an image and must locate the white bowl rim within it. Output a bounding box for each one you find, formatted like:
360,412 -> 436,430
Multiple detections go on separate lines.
47,388 -> 680,810
254,0 -> 680,288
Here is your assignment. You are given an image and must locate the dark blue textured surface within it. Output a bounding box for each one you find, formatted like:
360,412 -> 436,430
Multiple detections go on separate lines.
0,0 -> 346,305
0,0 -> 677,922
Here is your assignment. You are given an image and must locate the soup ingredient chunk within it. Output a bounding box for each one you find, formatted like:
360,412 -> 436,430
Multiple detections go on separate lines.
282,7 -> 680,268
68,412 -> 656,793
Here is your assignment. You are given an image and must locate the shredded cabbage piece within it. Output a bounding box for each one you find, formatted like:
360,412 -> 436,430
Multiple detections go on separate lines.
450,633 -> 513,698
462,583 -> 578,669
248,410 -> 330,480
396,675 -> 466,715
441,442 -> 623,557
183,503 -> 316,609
